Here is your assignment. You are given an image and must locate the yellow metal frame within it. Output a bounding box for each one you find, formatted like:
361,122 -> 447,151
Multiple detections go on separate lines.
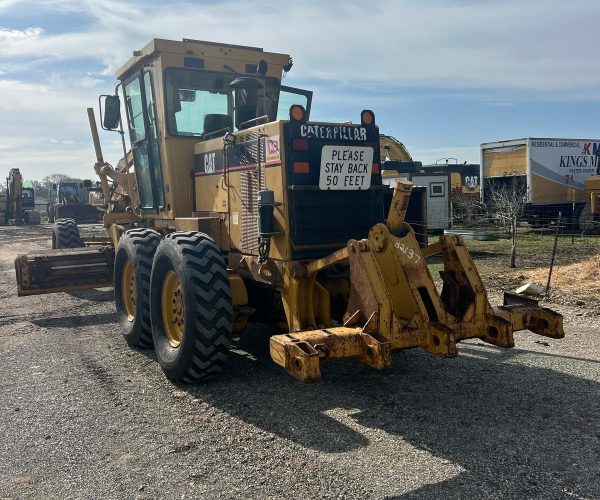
270,181 -> 564,382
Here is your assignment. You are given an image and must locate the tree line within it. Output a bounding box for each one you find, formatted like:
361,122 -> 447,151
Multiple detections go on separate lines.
0,173 -> 85,199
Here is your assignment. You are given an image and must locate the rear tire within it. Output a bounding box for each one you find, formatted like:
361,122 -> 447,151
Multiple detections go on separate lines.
52,219 -> 83,249
114,228 -> 162,349
0,213 -> 5,225
150,232 -> 233,383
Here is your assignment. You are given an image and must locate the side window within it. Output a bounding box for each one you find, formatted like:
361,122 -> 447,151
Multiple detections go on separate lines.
124,78 -> 146,143
143,71 -> 165,208
276,86 -> 313,121
430,182 -> 446,198
124,75 -> 153,209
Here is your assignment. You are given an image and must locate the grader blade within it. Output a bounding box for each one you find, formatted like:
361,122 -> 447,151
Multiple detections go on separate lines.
15,246 -> 114,296
270,181 -> 564,382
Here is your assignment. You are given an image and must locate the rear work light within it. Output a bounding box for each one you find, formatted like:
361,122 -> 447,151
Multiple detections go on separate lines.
293,161 -> 309,174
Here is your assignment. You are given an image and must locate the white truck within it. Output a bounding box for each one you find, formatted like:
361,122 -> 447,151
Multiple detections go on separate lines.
481,138 -> 600,226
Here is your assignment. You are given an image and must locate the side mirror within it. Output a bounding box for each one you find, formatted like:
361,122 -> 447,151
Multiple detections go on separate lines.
79,183 -> 84,189
52,183 -> 57,190
100,94 -> 121,130
83,179 -> 92,188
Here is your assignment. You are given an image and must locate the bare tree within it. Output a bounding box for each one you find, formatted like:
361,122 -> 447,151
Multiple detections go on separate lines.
451,193 -> 486,226
487,177 -> 527,268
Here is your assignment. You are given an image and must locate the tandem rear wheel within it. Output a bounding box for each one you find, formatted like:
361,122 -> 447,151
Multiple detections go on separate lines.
114,228 -> 162,349
149,232 -> 233,383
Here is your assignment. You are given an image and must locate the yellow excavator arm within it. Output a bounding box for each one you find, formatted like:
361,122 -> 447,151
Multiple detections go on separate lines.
379,134 -> 413,161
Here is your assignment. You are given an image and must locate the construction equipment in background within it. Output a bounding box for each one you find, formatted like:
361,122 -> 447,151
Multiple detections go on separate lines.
15,38 -> 564,384
379,134 -> 423,175
47,180 -> 100,224
88,182 -> 106,210
0,168 -> 41,225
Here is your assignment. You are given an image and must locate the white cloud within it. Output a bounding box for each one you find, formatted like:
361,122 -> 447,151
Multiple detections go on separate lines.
1,0 -> 599,91
0,0 -> 598,178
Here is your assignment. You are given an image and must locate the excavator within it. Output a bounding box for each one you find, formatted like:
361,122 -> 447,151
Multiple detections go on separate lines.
15,38 -> 563,383
0,168 -> 41,225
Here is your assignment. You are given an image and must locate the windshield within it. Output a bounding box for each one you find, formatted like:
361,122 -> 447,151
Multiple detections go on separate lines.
60,184 -> 78,196
164,68 -> 280,136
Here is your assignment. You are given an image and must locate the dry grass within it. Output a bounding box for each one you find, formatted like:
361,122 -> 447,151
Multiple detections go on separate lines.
518,254 -> 600,297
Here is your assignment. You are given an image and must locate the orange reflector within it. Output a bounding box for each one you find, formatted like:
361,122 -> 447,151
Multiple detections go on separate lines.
293,138 -> 309,150
372,163 -> 380,174
361,110 -> 374,125
291,105 -> 305,121
293,161 -> 310,174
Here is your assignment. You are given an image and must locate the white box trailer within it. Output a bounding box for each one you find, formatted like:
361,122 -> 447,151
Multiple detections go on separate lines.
481,138 -> 600,225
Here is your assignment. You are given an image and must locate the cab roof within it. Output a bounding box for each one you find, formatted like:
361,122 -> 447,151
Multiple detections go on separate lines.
116,38 -> 291,81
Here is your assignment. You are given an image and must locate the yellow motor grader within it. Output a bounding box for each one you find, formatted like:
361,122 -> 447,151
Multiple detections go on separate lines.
15,38 -> 563,383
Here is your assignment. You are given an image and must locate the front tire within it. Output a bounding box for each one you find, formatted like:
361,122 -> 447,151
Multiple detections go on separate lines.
52,218 -> 83,248
150,232 -> 233,383
114,228 -> 161,349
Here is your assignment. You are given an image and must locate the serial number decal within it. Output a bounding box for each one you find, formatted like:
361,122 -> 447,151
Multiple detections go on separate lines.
319,145 -> 373,190
394,240 -> 421,263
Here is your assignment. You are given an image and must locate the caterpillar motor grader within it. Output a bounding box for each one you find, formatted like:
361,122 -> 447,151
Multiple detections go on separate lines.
0,168 -> 41,225
15,38 -> 563,383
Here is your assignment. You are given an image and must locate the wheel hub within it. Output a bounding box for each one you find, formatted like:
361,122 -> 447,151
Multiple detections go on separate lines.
122,260 -> 136,322
161,270 -> 185,348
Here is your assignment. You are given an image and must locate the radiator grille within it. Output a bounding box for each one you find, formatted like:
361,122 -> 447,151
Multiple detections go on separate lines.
287,187 -> 384,252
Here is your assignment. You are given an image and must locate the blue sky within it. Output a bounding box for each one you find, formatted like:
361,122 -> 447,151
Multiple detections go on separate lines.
1,0 -> 599,180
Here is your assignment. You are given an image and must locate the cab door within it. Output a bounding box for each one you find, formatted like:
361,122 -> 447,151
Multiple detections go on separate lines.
277,86 -> 313,120
123,71 -> 165,212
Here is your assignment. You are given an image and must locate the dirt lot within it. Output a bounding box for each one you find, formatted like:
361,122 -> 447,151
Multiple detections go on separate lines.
1,225 -> 599,499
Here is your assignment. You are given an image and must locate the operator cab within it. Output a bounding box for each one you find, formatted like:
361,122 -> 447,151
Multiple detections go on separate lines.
21,187 -> 35,209
99,38 -> 312,219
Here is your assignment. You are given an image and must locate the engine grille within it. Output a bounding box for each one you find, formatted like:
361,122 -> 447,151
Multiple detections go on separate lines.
240,168 -> 264,253
287,186 -> 384,254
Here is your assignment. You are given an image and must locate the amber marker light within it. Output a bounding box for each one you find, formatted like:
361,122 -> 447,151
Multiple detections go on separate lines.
293,161 -> 310,174
290,105 -> 306,121
361,110 -> 375,126
292,138 -> 309,150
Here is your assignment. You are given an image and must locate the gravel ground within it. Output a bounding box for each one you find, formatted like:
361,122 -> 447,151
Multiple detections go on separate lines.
1,224 -> 599,499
